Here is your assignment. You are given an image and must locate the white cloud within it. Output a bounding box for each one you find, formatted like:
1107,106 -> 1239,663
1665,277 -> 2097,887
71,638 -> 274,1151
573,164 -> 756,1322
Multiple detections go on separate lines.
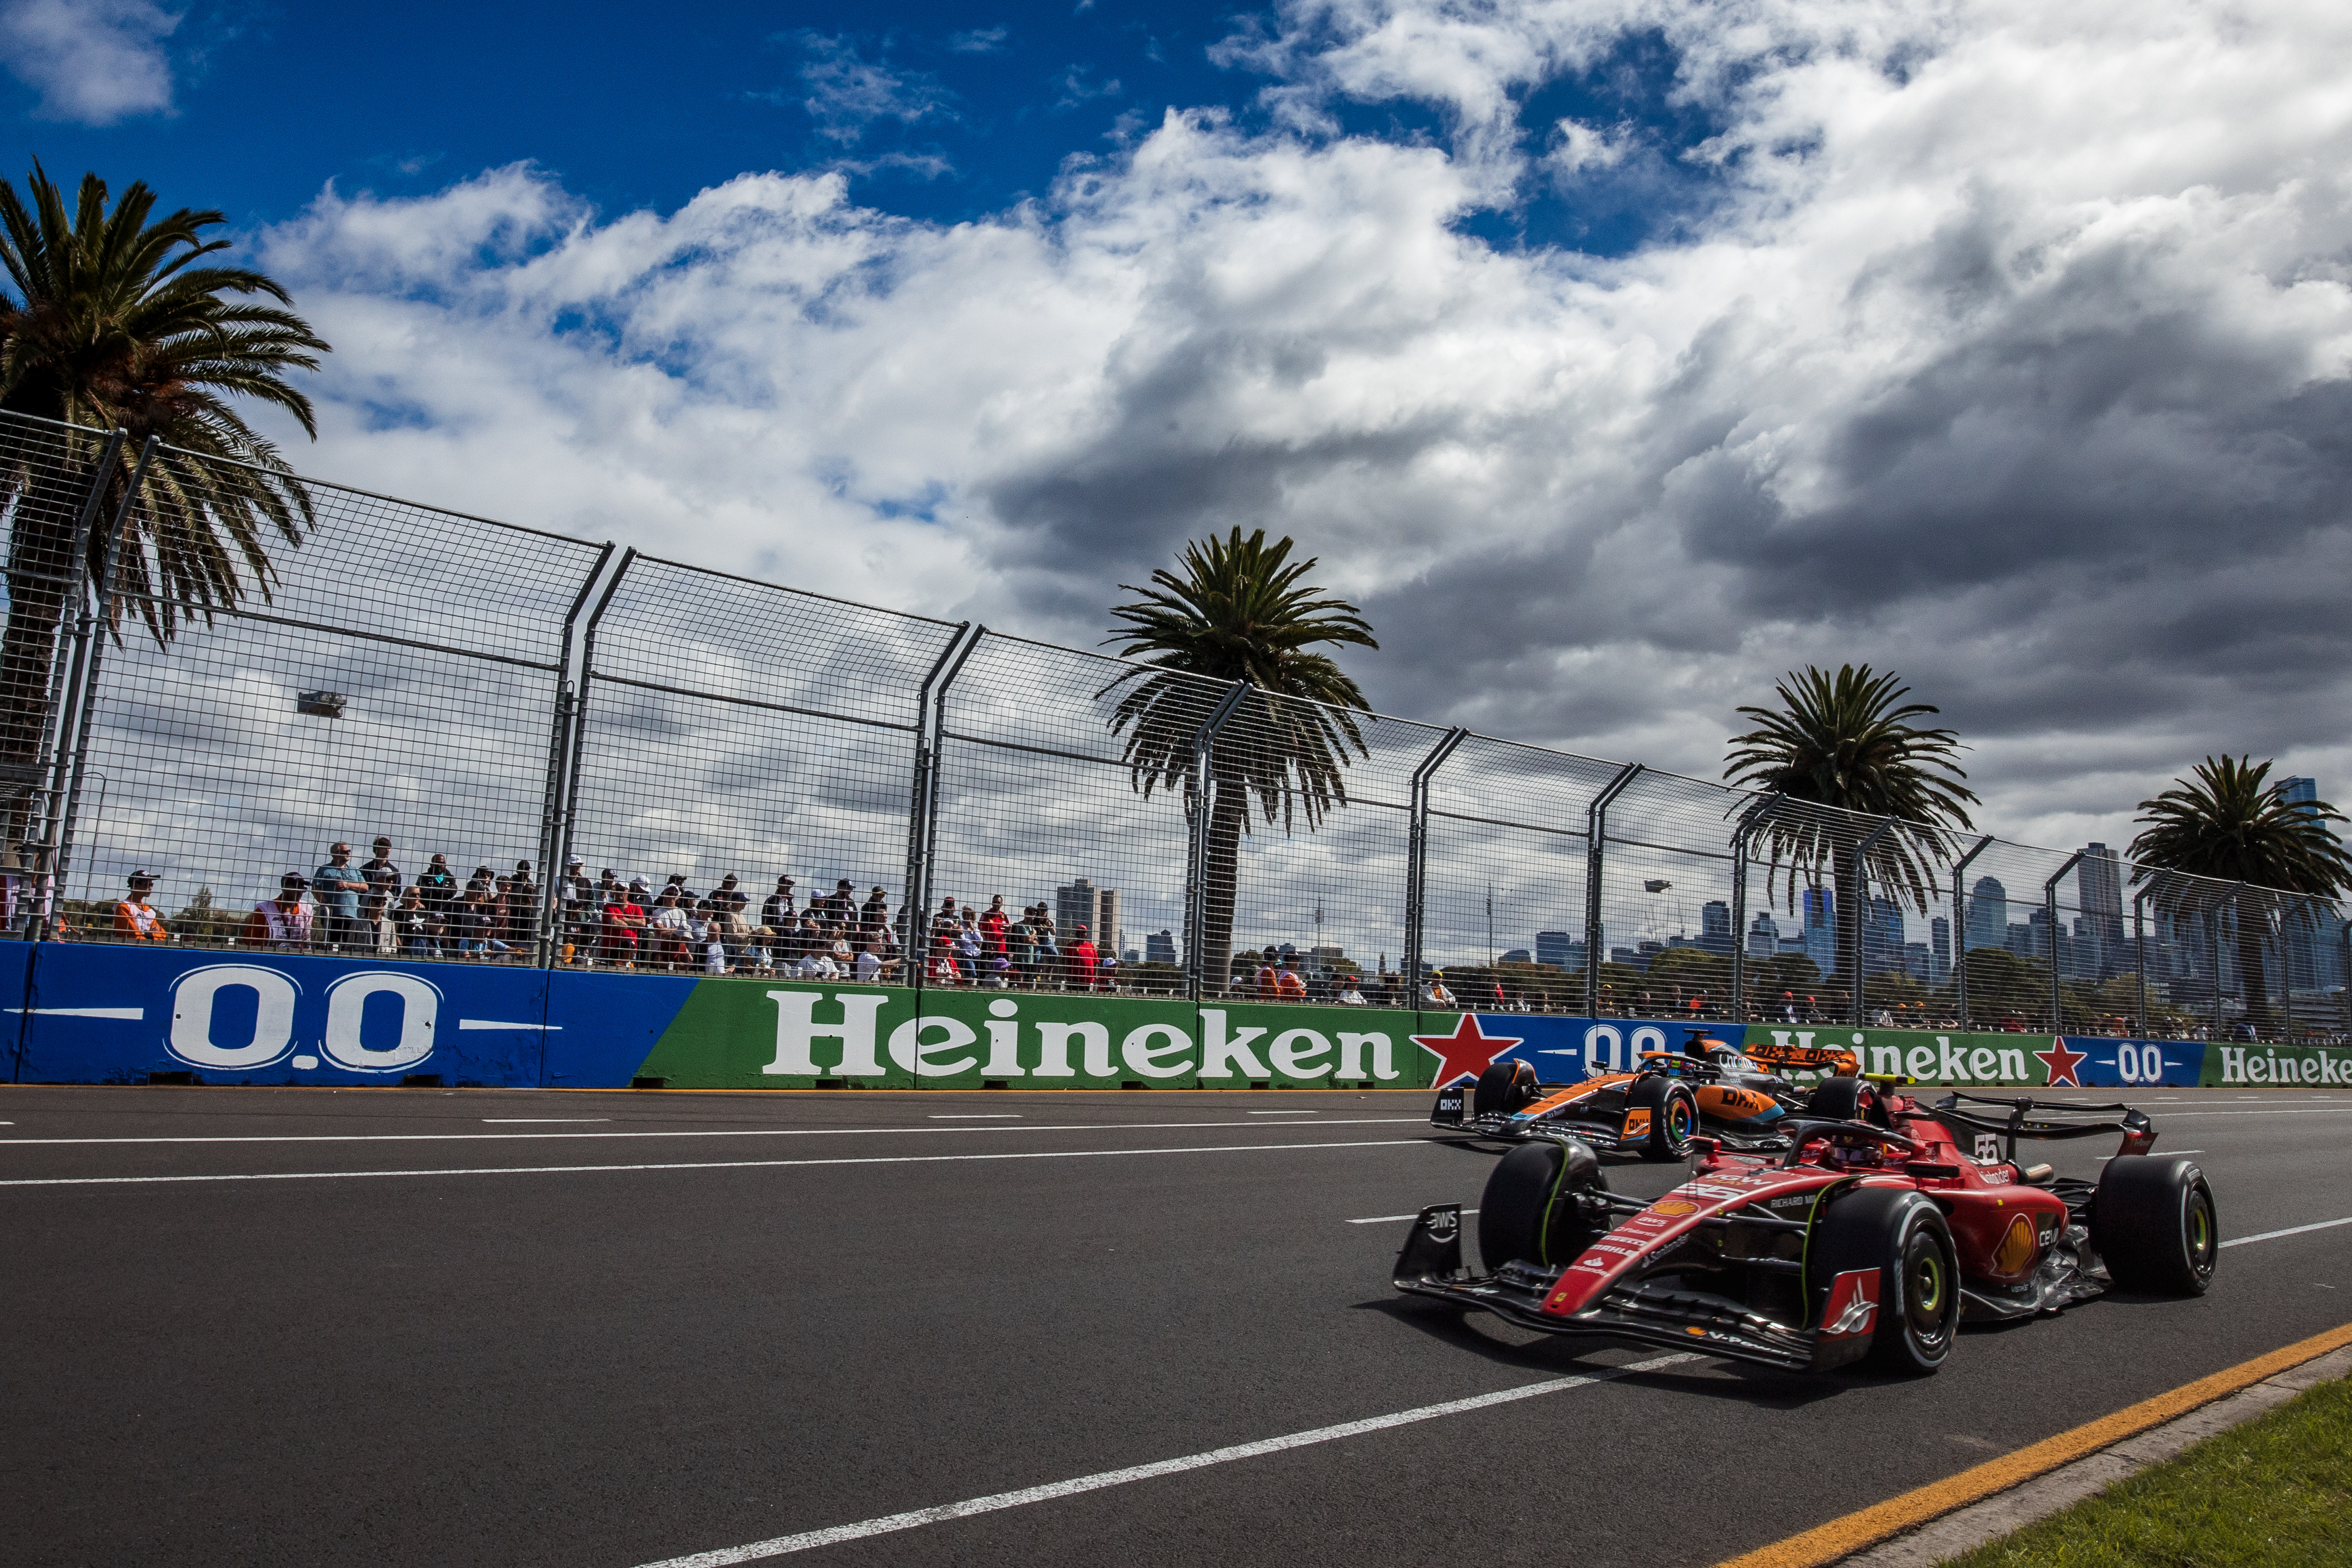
252,0 -> 2352,861
0,0 -> 179,123
784,32 -> 955,143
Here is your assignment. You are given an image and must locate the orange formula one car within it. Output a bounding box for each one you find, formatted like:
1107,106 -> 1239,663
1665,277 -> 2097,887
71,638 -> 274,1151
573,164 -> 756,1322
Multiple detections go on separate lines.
1432,1033 -> 1866,1160
1395,1086 -> 2216,1375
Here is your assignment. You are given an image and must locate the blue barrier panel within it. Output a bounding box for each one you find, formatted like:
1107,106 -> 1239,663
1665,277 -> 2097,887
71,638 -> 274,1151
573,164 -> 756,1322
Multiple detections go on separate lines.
13,944 -> 556,1086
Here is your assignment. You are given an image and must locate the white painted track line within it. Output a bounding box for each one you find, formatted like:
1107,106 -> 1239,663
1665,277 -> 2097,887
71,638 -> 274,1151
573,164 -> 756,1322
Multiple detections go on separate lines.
628,1351 -> 1698,1567
0,1137 -> 1438,1188
2221,1215 -> 2352,1248
0,1115 -> 1428,1147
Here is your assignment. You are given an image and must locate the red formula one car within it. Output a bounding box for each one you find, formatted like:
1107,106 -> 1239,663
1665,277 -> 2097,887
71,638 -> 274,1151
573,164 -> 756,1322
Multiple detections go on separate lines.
1392,1085 -> 2217,1375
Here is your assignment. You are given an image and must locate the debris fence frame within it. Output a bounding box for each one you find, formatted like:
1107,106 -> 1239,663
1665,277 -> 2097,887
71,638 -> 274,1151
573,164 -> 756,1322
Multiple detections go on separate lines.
4,410 -> 2344,1041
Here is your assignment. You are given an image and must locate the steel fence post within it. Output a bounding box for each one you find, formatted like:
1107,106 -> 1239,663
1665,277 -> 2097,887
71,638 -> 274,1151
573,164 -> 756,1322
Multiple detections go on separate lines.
533,543 -> 617,966
1583,763 -> 1642,1018
2042,849 -> 2086,1036
1727,793 -> 1783,1023
1402,728 -> 1469,1005
2340,917 -> 2351,1040
2133,886 -> 2152,1038
18,429 -> 124,938
44,435 -> 151,939
1183,680 -> 1252,1002
1949,835 -> 1995,1030
545,549 -> 635,966
1849,818 -> 1896,1027
2214,885 -> 2241,1040
904,625 -> 981,1001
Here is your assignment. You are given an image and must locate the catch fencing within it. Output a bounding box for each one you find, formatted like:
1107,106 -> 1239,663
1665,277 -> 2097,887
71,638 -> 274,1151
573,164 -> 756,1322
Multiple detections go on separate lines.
3,408 -> 2347,1043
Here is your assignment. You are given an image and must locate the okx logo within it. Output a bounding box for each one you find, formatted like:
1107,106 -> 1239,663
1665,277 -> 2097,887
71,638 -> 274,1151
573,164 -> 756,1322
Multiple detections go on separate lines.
168,965 -> 442,1074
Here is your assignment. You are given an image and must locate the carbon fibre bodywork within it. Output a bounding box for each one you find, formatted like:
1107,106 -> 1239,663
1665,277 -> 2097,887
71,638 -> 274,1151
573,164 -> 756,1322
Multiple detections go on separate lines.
1393,1090 -> 2191,1375
1431,1039 -> 1853,1154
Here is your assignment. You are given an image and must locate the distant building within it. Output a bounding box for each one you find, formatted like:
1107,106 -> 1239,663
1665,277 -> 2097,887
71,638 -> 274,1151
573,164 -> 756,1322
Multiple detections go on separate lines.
1144,929 -> 1177,966
1535,931 -> 1584,971
1700,900 -> 1732,957
1499,948 -> 1531,965
1307,944 -> 1346,974
1864,894 -> 1904,975
1803,887 -> 1836,974
1055,878 -> 1119,956
1747,912 -> 1780,959
1930,916 -> 1951,985
1903,941 -> 1930,981
1967,876 -> 2008,954
2078,843 -> 2124,977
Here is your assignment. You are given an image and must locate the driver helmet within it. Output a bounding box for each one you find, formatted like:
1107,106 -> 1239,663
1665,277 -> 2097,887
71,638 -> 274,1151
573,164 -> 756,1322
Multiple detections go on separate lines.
1821,1130 -> 1884,1170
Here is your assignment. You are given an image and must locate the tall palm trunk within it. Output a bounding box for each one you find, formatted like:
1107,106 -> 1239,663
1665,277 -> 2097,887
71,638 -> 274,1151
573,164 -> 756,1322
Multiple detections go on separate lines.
1198,765 -> 1249,996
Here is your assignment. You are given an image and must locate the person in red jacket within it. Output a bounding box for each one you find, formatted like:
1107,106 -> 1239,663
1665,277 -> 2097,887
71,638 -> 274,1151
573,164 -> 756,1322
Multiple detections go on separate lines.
1068,923 -> 1100,991
981,895 -> 1010,965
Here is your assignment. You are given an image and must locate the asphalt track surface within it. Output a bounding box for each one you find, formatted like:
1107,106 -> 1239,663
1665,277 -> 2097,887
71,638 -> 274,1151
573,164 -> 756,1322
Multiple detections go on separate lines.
4,1083 -> 2349,1568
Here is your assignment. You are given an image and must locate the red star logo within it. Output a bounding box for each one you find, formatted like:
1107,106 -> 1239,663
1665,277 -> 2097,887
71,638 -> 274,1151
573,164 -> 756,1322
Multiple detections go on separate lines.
2036,1037 -> 2089,1088
1410,1013 -> 1524,1088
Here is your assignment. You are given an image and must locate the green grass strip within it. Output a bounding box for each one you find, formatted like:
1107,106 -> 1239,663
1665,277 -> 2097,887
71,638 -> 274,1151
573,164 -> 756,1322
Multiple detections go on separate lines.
1938,1373 -> 2352,1568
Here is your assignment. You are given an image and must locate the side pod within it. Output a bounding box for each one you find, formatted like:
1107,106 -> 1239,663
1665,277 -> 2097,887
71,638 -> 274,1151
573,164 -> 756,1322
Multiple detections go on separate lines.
1394,1205 -> 1465,1284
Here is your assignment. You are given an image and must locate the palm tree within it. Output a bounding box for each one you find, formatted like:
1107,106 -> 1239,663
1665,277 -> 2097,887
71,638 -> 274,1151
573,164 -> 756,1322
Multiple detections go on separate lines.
1103,528 -> 1376,993
1725,665 -> 1978,994
0,163 -> 327,838
2127,756 -> 2352,1038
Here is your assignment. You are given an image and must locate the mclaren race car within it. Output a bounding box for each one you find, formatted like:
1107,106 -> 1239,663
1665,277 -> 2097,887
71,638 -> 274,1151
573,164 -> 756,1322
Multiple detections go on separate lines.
1393,1084 -> 2217,1375
1431,1033 -> 1864,1159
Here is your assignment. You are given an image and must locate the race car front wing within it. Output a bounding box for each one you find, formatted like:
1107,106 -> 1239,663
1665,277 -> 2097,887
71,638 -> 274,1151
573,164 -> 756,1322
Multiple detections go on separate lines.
1390,1203 -> 1838,1373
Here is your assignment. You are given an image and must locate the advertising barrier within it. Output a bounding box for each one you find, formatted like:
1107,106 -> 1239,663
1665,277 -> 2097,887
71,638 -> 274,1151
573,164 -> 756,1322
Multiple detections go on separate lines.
0,944 -> 2300,1093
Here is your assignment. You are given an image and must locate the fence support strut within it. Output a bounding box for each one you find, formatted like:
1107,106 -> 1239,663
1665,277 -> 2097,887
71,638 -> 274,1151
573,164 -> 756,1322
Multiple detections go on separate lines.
533,542 -> 618,966
1727,793 -> 1783,1024
903,624 -> 981,1004
2041,850 -> 2087,1036
1950,835 -> 1995,1030
44,435 -> 151,940
1848,818 -> 1897,1027
544,549 -> 636,965
1583,764 -> 1642,1019
2133,886 -> 2154,1039
1402,728 -> 1469,1002
1183,680 -> 1252,1003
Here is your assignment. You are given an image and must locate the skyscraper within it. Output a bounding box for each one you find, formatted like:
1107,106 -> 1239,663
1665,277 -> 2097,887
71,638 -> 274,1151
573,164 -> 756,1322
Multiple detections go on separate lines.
2077,843 -> 2124,978
1930,916 -> 1951,985
1966,876 -> 2008,954
2277,780 -> 2326,987
1535,931 -> 1584,970
1055,878 -> 1119,957
1804,887 -> 1836,974
1747,912 -> 1780,959
1144,929 -> 1178,966
1701,900 -> 1732,956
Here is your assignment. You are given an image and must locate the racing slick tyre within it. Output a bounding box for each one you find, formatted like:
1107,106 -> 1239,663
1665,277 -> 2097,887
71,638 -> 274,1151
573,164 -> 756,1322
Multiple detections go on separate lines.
1805,1077 -> 1889,1128
2093,1157 -> 2219,1296
1472,1059 -> 1541,1120
1626,1074 -> 1699,1161
1478,1139 -> 1609,1270
1808,1188 -> 1960,1376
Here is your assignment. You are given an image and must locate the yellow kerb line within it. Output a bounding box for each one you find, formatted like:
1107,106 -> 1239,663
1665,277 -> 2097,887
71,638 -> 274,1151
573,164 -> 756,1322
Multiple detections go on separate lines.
1715,1319 -> 2352,1568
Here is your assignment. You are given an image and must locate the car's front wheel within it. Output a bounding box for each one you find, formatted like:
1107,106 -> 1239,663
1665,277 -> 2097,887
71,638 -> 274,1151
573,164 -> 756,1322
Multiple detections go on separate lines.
2094,1156 -> 2218,1295
1809,1188 -> 1960,1375
1478,1138 -> 1610,1270
1627,1074 -> 1698,1161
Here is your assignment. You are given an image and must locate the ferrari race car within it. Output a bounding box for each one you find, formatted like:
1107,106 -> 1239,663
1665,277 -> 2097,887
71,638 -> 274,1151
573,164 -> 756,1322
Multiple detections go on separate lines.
1393,1085 -> 2217,1375
1431,1034 -> 1864,1159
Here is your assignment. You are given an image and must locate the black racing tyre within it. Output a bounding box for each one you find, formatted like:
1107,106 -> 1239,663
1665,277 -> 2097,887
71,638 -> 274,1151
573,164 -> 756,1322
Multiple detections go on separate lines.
1806,1077 -> 1889,1128
2093,1157 -> 2219,1296
1477,1139 -> 1610,1270
1626,1074 -> 1698,1161
1472,1058 -> 1541,1119
1808,1187 -> 1960,1376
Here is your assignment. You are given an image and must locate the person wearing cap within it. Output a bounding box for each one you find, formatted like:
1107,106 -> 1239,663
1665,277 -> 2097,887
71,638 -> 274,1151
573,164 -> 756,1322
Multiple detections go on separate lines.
761,874 -> 796,932
559,859 -> 595,961
504,860 -> 538,948
113,872 -> 169,943
1274,953 -> 1307,1002
312,842 -> 365,952
600,877 -> 648,967
360,838 -> 402,899
1256,947 -> 1282,1000
415,854 -> 458,917
241,874 -> 315,950
1067,923 -> 1100,992
813,878 -> 856,927
980,895 -> 1010,967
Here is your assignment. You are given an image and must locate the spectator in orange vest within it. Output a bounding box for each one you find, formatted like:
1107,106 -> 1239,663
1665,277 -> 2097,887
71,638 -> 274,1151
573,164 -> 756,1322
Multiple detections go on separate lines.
113,871 -> 169,942
1275,956 -> 1307,1001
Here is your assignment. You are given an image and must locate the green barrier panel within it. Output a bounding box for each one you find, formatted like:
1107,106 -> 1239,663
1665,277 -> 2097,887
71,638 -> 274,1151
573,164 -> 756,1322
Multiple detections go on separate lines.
1741,1025 -> 2068,1087
1191,1001 -> 1430,1088
2204,1042 -> 2352,1087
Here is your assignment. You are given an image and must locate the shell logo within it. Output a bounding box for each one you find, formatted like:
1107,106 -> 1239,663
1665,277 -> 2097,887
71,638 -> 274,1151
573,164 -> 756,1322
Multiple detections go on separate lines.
1651,1200 -> 1700,1217
1992,1213 -> 2038,1275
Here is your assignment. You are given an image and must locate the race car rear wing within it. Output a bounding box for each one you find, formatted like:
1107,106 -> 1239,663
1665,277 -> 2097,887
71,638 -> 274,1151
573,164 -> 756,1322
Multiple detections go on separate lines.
1927,1091 -> 2156,1165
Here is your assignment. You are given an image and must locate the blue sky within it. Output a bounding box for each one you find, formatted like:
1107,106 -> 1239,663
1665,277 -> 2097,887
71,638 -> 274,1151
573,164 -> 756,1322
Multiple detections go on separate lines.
1,0 -> 1712,253
5,0 -> 2352,849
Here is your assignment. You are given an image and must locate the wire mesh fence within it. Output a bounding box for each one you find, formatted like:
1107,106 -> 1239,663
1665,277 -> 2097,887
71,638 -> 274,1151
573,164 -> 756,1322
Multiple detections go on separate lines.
8,408 -> 2348,1040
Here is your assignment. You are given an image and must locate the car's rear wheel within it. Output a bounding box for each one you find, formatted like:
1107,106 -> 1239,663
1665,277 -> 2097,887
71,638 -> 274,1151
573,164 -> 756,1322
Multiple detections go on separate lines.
1478,1139 -> 1609,1270
1808,1187 -> 1960,1375
1472,1058 -> 1540,1119
2094,1157 -> 2218,1296
1807,1077 -> 1887,1128
1627,1074 -> 1698,1161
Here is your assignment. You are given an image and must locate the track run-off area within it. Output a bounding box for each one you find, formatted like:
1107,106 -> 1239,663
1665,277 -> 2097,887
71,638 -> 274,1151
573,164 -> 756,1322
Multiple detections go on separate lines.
5,1083 -> 2349,1567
